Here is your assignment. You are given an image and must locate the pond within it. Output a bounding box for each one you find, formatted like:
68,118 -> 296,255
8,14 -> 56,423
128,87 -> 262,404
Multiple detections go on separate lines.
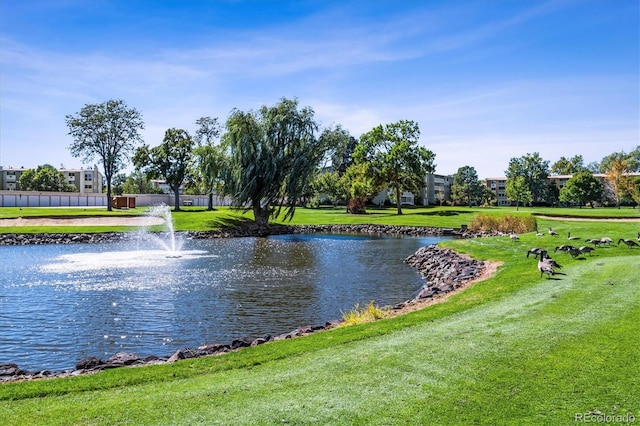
0,233 -> 450,371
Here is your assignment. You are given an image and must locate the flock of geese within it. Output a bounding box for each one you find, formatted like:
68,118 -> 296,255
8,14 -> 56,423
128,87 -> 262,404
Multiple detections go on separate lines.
517,229 -> 640,279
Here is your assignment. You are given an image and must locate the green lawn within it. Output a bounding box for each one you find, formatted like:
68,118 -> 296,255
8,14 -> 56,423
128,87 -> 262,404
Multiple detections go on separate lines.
0,207 -> 638,425
3,204 -> 637,234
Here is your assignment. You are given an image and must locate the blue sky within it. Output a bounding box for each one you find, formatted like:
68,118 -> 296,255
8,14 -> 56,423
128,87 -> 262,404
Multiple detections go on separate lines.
1,0 -> 638,178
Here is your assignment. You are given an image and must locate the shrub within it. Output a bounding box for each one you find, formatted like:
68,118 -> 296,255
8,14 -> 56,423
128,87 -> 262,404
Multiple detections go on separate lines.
340,301 -> 391,327
470,214 -> 537,234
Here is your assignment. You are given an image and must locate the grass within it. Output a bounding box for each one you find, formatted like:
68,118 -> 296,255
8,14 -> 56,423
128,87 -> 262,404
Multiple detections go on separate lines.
1,204 -> 639,234
0,206 -> 639,424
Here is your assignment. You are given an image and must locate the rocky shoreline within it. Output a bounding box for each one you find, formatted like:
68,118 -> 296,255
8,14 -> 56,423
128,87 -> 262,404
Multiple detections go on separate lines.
0,222 -> 490,245
1,224 -> 490,382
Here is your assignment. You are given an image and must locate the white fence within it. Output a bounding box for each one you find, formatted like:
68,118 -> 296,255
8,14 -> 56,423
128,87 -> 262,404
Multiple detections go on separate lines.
0,191 -> 231,208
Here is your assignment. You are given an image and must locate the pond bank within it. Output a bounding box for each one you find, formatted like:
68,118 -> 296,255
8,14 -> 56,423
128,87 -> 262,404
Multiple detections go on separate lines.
0,223 -> 493,245
1,225 -> 493,382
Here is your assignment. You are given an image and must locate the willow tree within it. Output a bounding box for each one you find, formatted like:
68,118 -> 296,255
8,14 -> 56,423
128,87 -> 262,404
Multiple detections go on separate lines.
222,98 -> 323,226
66,99 -> 144,211
356,120 -> 435,215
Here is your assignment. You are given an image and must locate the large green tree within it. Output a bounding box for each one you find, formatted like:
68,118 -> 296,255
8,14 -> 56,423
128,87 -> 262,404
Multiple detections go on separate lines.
625,175 -> 640,209
318,125 -> 358,176
306,125 -> 357,206
505,176 -> 533,210
550,155 -> 586,175
19,164 -> 76,192
221,98 -> 323,226
133,128 -> 195,211
121,170 -> 164,194
193,116 -> 223,210
505,152 -> 550,204
451,165 -> 484,207
355,120 -> 435,215
598,146 -> 640,173
342,163 -> 378,214
66,99 -> 144,211
311,170 -> 349,206
559,171 -> 604,208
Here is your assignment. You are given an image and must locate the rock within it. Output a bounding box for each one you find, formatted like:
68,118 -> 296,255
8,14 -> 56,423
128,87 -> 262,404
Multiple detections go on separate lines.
196,343 -> 230,356
404,244 -> 485,304
105,352 -> 141,367
167,349 -> 196,363
250,336 -> 272,346
76,356 -> 104,370
231,337 -> 253,350
0,363 -> 25,378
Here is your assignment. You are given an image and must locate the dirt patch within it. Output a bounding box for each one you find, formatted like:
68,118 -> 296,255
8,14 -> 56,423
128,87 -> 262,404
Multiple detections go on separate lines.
0,216 -> 165,227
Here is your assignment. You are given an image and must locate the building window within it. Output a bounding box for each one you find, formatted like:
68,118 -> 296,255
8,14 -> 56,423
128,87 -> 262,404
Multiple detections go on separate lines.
84,173 -> 92,181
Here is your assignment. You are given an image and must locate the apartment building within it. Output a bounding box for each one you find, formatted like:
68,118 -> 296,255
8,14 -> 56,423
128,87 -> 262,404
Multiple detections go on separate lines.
0,166 -> 104,193
422,173 -> 454,205
484,173 -> 640,206
372,173 -> 454,206
485,177 -> 509,206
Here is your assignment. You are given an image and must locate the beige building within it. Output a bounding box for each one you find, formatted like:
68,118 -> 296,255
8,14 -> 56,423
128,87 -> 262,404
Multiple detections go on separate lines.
372,173 -> 454,206
0,166 -> 104,193
485,173 -> 640,206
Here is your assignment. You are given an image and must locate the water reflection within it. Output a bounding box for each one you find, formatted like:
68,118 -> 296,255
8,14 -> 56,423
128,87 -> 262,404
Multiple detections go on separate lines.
0,233 -> 449,371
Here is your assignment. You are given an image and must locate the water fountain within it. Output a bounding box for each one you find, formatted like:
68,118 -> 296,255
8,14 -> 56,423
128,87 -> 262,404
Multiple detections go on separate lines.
145,204 -> 183,257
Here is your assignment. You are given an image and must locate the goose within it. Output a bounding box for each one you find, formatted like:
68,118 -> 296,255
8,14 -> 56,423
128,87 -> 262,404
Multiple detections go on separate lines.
578,246 -> 595,256
539,250 -> 563,269
555,244 -> 577,253
637,232 -> 640,242
548,228 -> 559,236
585,238 -> 603,246
526,247 -> 544,259
618,239 -> 639,248
538,257 -> 556,279
567,246 -> 582,258
600,237 -> 613,246
509,233 -> 519,241
567,232 -> 580,241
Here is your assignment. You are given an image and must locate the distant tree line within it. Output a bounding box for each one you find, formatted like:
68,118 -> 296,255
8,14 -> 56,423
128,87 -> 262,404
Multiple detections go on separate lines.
60,97 -> 640,218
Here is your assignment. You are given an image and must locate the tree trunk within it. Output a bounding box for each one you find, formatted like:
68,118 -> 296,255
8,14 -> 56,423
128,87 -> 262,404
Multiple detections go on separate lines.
252,199 -> 270,227
208,193 -> 213,211
173,187 -> 181,211
396,187 -> 403,215
106,183 -> 112,212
